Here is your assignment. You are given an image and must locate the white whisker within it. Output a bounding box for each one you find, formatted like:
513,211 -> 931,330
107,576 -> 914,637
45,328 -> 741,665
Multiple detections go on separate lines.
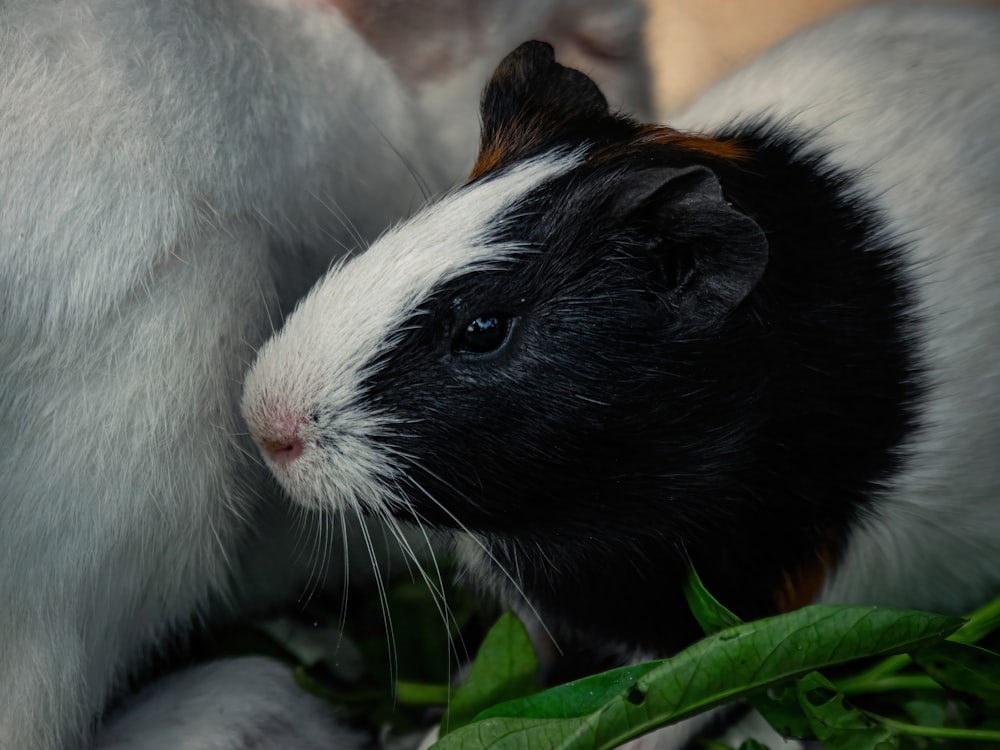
379,502 -> 456,639
335,513 -> 352,651
401,472 -> 562,655
298,506 -> 326,607
357,511 -> 398,696
391,498 -> 475,672
307,189 -> 369,255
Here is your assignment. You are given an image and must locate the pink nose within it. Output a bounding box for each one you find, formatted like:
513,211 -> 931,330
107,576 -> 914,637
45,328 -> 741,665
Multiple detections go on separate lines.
261,434 -> 304,465
251,410 -> 307,466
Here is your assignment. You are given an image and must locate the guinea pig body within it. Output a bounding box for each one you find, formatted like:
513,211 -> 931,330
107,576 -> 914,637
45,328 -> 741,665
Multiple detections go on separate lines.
0,1 -> 649,748
243,1 -> 1000,672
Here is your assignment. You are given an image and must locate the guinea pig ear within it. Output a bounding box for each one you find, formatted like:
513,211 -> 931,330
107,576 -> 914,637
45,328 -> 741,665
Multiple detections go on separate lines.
470,41 -> 612,179
617,165 -> 768,329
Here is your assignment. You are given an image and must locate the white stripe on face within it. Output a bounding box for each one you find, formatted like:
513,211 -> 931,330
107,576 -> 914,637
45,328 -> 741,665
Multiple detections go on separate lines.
242,151 -> 579,511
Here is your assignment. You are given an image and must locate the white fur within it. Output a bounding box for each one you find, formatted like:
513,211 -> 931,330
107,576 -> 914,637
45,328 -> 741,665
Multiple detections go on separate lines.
0,1 -> 648,747
95,657 -> 365,750
0,4 -> 420,746
673,2 -> 1000,618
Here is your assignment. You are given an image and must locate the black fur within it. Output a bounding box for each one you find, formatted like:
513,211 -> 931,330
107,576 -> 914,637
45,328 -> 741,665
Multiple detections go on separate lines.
360,44 -> 924,656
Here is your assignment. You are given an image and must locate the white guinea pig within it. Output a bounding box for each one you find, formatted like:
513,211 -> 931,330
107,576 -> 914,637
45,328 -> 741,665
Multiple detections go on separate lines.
0,1 -> 649,748
243,0 -> 999,692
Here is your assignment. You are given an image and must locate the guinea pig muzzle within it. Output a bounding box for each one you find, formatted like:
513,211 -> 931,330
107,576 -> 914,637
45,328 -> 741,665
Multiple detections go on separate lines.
246,405 -> 307,467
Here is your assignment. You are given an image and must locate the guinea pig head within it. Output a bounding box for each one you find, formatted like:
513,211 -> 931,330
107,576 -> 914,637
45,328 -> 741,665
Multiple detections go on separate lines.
242,42 -> 770,653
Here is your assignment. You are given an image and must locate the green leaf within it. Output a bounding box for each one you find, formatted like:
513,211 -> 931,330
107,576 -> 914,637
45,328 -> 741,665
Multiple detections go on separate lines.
432,605 -> 961,750
440,611 -> 541,735
949,593 -> 1000,645
499,660 -> 664,719
752,682 -> 816,740
396,680 -> 452,706
684,568 -> 743,634
696,740 -> 736,750
795,672 -> 899,750
682,570 -> 814,739
683,569 -> 817,740
900,697 -> 948,728
911,640 -> 1000,709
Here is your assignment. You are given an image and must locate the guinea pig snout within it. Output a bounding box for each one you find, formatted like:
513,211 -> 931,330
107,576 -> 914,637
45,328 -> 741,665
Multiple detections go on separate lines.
247,409 -> 306,467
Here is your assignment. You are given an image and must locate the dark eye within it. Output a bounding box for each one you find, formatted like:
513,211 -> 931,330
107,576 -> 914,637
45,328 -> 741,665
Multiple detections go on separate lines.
453,314 -> 515,356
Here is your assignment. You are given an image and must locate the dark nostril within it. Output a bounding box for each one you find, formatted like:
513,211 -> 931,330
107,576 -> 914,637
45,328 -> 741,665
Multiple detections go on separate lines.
261,435 -> 304,465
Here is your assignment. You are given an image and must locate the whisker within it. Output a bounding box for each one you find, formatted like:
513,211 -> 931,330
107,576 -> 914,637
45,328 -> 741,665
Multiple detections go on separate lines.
371,496 -> 479,714
254,275 -> 278,338
298,506 -> 327,607
357,510 -> 398,696
379,502 -> 453,633
534,539 -> 561,576
390,496 -> 474,671
231,441 -> 267,471
317,508 -> 334,596
401,472 -> 562,656
360,112 -> 433,203
336,512 -> 352,651
307,190 -> 369,255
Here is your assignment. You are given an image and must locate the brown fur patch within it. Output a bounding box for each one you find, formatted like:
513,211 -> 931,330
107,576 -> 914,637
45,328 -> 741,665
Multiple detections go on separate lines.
469,136 -> 514,181
468,110 -> 588,182
774,540 -> 841,613
468,123 -> 745,182
633,124 -> 748,161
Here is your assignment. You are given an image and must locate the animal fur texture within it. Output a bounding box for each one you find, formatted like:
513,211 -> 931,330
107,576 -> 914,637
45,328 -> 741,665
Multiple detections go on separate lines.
243,4 -> 999,747
0,1 -> 649,748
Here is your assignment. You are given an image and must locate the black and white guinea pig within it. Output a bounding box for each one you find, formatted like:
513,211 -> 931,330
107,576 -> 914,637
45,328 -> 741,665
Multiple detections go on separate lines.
244,3 -> 1000,659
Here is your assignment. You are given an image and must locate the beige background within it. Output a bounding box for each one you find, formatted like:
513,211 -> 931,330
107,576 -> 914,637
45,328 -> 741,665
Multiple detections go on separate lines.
646,0 -> 1000,114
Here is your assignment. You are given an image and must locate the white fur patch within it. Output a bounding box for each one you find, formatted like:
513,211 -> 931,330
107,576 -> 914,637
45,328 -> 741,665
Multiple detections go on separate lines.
96,657 -> 365,750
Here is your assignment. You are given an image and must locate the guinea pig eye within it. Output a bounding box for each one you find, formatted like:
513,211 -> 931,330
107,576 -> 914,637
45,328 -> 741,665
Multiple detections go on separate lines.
453,314 -> 515,356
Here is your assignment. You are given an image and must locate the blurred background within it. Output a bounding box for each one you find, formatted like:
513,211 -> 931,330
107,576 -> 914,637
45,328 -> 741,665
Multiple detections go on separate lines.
648,0 -> 1000,113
